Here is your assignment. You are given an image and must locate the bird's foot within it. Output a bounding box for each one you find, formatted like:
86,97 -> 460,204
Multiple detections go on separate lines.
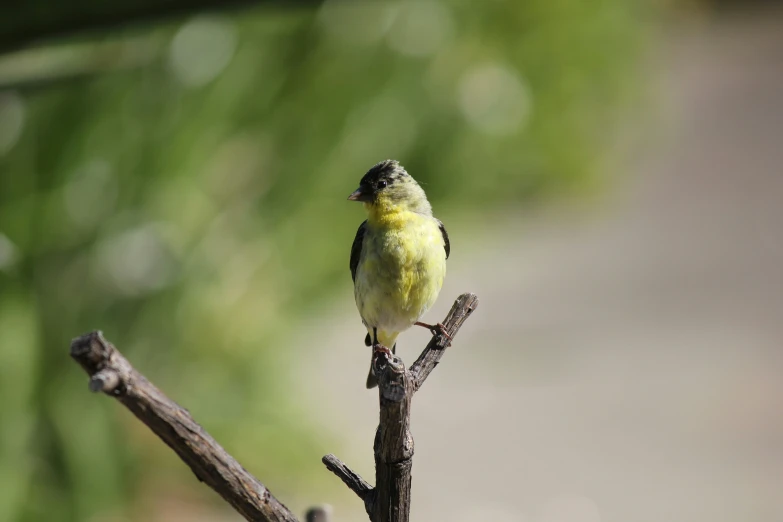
372,343 -> 392,357
414,321 -> 452,344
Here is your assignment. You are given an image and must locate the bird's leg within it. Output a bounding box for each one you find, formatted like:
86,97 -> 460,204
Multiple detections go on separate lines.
367,336 -> 391,389
371,327 -> 389,351
414,321 -> 452,343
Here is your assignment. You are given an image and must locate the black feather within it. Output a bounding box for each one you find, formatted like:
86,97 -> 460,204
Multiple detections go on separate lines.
349,220 -> 367,283
437,219 -> 450,259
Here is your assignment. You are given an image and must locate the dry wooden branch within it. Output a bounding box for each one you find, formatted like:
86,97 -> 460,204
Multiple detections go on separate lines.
409,293 -> 480,390
70,331 -> 299,522
70,292 -> 479,522
322,454 -> 374,510
323,292 -> 479,522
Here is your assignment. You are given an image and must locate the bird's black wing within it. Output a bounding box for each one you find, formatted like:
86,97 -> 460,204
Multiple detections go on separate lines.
437,219 -> 450,259
350,220 -> 368,283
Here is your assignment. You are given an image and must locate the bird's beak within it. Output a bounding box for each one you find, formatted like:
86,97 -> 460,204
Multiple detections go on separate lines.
348,188 -> 371,202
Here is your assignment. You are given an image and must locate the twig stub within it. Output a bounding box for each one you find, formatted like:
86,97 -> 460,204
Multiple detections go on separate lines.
89,368 -> 120,393
322,454 -> 374,514
305,506 -> 333,522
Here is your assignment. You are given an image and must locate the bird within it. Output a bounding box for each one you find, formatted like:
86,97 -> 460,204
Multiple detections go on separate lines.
348,159 -> 450,388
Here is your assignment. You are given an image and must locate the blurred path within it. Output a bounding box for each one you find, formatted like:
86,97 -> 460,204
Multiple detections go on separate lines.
298,8 -> 783,522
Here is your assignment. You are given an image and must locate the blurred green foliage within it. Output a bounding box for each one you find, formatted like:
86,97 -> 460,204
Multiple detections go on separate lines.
0,1 -> 645,520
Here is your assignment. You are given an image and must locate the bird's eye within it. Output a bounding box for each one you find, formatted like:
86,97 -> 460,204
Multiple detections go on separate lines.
377,180 -> 387,190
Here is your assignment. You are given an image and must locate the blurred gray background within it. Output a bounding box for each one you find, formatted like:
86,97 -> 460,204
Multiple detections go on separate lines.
303,6 -> 783,522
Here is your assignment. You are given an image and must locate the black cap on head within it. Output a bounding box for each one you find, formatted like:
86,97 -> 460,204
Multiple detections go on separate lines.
360,159 -> 407,186
348,159 -> 409,202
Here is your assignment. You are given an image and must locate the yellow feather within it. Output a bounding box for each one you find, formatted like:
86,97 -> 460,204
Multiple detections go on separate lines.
349,160 -> 448,387
355,195 -> 447,349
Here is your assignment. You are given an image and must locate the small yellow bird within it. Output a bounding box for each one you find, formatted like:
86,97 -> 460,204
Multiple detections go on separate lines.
348,159 -> 450,388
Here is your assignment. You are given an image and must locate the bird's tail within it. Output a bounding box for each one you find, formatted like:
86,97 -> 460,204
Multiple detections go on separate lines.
366,343 -> 396,389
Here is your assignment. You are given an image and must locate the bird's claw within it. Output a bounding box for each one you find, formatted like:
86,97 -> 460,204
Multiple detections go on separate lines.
415,321 -> 452,345
372,344 -> 393,357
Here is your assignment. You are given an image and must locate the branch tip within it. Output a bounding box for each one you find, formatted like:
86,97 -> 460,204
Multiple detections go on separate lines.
322,454 -> 373,505
69,331 -> 298,522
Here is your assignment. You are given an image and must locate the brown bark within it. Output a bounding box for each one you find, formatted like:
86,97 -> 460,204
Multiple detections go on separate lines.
70,331 -> 299,522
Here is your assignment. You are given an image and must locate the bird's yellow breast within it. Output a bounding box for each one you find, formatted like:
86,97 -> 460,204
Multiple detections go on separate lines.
354,208 -> 447,338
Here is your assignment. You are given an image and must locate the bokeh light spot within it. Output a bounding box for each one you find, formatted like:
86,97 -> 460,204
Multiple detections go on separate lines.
341,95 -> 417,164
0,91 -> 25,156
458,63 -> 532,135
386,0 -> 454,57
0,233 -> 19,271
204,133 -> 271,202
169,16 -> 238,88
95,225 -> 177,296
318,0 -> 398,45
64,159 -> 118,230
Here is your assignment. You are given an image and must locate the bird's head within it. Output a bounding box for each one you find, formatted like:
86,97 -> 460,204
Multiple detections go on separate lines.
348,159 -> 431,216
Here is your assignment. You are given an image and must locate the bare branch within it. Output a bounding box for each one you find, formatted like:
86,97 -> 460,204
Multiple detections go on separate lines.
371,347 -> 414,522
71,292 -> 480,522
409,292 -> 479,390
70,331 -> 299,522
323,292 -> 480,521
322,454 -> 373,513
